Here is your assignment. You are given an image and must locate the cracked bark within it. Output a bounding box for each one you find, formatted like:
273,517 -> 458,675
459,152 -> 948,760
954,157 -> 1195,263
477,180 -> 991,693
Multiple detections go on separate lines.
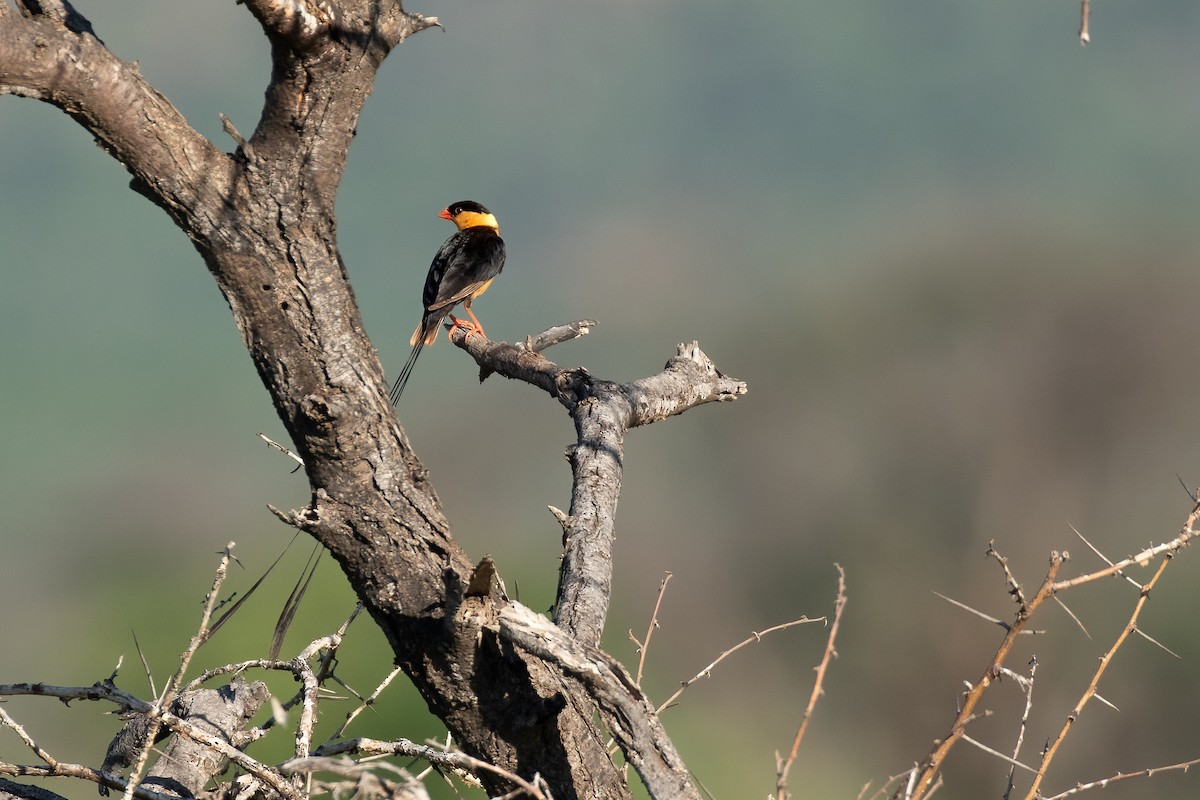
0,3 -> 745,798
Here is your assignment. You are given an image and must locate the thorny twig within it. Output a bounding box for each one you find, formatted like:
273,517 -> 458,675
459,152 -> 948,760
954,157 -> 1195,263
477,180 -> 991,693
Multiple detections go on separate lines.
1041,752 -> 1200,799
775,564 -> 847,800
1022,555 -> 1173,800
902,550 -> 1066,800
120,543 -> 235,800
0,681 -> 302,800
656,616 -> 825,713
1002,658 -> 1037,800
904,496 -> 1200,800
631,572 -> 672,686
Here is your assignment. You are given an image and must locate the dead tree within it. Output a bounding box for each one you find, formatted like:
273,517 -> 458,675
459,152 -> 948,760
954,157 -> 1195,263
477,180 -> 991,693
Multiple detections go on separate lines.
0,2 -> 746,799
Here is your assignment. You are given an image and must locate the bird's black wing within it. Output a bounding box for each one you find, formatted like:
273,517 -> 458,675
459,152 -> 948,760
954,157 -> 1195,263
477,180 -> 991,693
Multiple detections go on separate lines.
424,227 -> 506,312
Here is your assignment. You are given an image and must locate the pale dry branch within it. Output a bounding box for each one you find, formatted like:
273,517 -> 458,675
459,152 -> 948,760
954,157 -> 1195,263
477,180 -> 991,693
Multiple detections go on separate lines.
1023,555 -> 1174,800
0,707 -> 58,770
478,320 -> 597,384
0,681 -> 293,800
775,565 -> 847,800
862,767 -> 914,800
120,544 -> 235,800
900,506 -> 1200,797
903,550 -> 1067,800
658,617 -> 824,713
521,320 -> 596,353
1041,753 -> 1200,799
1002,657 -> 1037,800
632,572 -> 673,686
294,636 -> 341,759
0,759 -> 172,800
1052,498 -> 1200,591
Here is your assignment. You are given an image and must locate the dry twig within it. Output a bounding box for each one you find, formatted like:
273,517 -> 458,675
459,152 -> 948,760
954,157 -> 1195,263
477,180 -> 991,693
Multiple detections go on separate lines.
1041,752 -> 1200,799
0,681 -> 297,800
775,565 -> 847,800
120,543 -> 234,800
903,550 -> 1066,800
1002,657 -> 1037,800
630,572 -> 673,686
904,496 -> 1200,799
657,616 -> 825,713
1022,555 -> 1173,800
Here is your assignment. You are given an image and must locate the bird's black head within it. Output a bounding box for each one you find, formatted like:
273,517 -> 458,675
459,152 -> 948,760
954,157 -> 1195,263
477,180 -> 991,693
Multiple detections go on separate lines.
446,200 -> 491,217
440,201 -> 499,231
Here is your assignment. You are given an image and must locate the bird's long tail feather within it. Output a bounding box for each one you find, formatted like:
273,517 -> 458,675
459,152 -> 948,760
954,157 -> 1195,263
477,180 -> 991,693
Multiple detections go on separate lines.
389,342 -> 425,405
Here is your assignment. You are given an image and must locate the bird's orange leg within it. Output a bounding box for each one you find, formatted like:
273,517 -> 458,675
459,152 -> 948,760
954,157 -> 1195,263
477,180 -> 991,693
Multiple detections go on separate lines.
464,306 -> 487,339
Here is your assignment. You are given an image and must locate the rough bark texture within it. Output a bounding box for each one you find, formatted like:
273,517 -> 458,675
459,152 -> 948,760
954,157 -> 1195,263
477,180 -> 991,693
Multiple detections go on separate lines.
0,3 -> 746,799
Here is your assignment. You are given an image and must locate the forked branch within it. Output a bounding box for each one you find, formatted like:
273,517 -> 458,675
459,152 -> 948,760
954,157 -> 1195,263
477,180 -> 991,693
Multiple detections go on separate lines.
453,325 -> 747,648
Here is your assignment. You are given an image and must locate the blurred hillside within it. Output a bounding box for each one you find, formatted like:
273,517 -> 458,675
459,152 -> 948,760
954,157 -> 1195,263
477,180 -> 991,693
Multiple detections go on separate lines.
3,1 -> 1200,798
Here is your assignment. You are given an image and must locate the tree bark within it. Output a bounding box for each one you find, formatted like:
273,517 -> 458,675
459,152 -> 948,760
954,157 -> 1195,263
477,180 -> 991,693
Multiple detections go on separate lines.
0,3 -> 746,798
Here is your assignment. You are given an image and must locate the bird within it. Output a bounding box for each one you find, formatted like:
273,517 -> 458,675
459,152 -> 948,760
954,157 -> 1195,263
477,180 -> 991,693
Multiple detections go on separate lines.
389,201 -> 506,405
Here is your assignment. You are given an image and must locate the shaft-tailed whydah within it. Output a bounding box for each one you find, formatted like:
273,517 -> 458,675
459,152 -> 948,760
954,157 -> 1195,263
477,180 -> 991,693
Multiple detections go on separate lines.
389,201 -> 506,405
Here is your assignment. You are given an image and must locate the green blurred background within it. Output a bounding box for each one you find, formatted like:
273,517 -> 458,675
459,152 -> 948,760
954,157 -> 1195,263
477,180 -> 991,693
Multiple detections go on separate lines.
4,1 -> 1200,798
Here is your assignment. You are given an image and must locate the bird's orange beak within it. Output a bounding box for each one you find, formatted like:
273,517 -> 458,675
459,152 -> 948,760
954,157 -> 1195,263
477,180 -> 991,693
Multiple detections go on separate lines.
438,208 -> 454,221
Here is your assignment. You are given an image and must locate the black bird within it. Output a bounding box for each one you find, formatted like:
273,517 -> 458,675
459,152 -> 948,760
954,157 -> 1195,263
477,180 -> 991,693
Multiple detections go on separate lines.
389,201 -> 506,405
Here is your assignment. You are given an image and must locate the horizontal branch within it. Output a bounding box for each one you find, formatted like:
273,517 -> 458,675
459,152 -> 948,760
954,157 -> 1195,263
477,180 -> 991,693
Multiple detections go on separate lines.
453,326 -> 746,418
1051,514 -> 1200,591
626,340 -> 748,426
0,682 -> 297,800
0,761 -> 168,800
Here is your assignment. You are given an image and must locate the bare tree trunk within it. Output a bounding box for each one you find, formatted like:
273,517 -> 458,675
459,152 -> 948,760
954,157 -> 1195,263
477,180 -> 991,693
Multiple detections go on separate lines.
0,3 -> 745,798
